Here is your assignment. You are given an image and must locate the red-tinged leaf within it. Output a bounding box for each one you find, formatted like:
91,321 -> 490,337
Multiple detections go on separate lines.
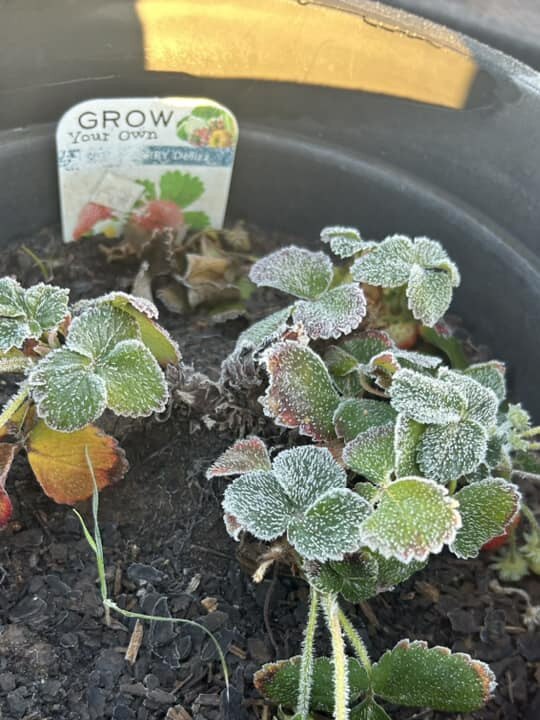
0,443 -> 17,528
26,421 -> 128,504
261,341 -> 340,441
207,437 -> 271,479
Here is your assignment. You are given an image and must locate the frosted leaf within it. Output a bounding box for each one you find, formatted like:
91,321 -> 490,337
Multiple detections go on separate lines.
206,437 -> 271,478
351,235 -> 414,287
413,237 -> 461,285
394,414 -> 425,477
343,424 -> 396,484
324,345 -> 360,377
359,477 -> 461,562
394,349 -> 442,370
0,350 -> 31,374
23,284 -> 70,333
96,339 -> 168,417
0,319 -> 33,353
28,348 -> 107,431
272,445 -> 346,508
222,471 -> 292,541
507,402 -> 531,433
0,277 -> 26,317
288,488 -> 370,561
450,478 -> 521,558
235,306 -> 292,350
406,265 -> 453,327
67,305 -> 139,359
249,246 -> 332,299
352,699 -> 392,720
372,640 -> 496,712
96,292 -> 180,366
343,331 -> 393,365
254,656 -> 369,715
417,419 -> 488,483
320,226 -> 376,258
0,279 -> 69,352
366,348 -> 441,387
390,368 -> 466,424
261,341 -> 340,440
305,552 -> 379,602
464,361 -> 506,403
438,368 -> 499,426
334,398 -> 396,442
375,554 -> 427,592
293,283 -> 367,340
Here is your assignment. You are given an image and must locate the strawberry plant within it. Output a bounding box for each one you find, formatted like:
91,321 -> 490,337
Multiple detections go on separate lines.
0,280 -> 180,527
207,225 -> 540,719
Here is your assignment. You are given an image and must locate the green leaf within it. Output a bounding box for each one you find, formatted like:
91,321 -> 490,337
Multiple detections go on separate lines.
207,437 -> 272,478
272,446 -> 346,508
360,477 -> 461,562
0,319 -> 32,353
184,210 -> 211,230
343,331 -> 393,365
439,368 -> 499,426
68,304 -> 139,359
372,639 -> 496,712
413,237 -> 460,285
325,346 -> 360,377
417,419 -> 487,483
375,554 -> 427,592
305,552 -> 379,602
236,306 -> 292,351
97,292 -> 181,366
23,284 -> 70,332
261,341 -> 340,441
464,361 -> 506,403
136,179 -> 157,201
0,277 -> 26,317
343,424 -> 395,484
351,235 -> 414,287
254,656 -> 370,714
334,399 -> 397,443
406,265 -> 453,327
29,348 -> 107,431
450,478 -> 521,558
159,171 -> 204,207
394,415 -> 425,477
96,339 -> 168,417
320,226 -> 376,258
288,488 -> 371,561
293,284 -> 367,340
222,471 -> 292,541
192,105 -> 223,120
419,324 -> 468,370
390,368 -> 466,424
250,246 -> 333,300
351,699 -> 391,720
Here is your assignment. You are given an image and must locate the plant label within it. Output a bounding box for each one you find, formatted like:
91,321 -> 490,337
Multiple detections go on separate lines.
56,98 -> 238,242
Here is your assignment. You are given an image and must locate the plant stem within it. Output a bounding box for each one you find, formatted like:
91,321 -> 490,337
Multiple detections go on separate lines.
296,589 -> 319,719
337,609 -> 372,677
521,503 -> 540,532
323,594 -> 349,720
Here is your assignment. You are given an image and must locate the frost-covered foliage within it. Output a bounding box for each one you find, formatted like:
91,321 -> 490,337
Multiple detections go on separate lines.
0,283 -> 180,528
350,234 -> 460,326
211,223 -> 540,720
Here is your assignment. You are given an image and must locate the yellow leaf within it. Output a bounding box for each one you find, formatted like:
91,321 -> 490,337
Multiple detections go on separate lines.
27,421 -> 128,504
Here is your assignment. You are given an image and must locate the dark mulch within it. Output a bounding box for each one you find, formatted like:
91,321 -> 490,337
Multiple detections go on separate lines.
0,225 -> 538,720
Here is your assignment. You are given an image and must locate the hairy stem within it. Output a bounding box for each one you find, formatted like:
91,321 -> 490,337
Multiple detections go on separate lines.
296,589 -> 320,719
521,503 -> 540,532
338,609 -> 372,678
323,594 -> 349,720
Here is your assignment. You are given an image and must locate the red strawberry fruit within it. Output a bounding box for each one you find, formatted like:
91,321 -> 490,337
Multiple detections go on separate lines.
73,202 -> 113,240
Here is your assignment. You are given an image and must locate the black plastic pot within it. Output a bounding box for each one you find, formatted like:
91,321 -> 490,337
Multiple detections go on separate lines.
1,0 -> 540,415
